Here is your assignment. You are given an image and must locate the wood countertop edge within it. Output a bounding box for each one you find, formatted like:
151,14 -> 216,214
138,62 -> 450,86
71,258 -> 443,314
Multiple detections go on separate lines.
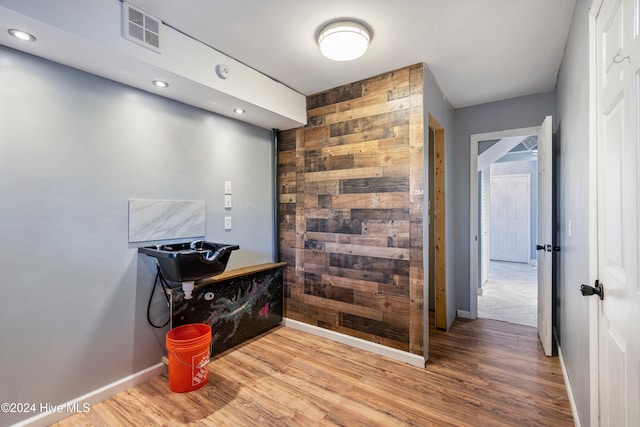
195,261 -> 287,286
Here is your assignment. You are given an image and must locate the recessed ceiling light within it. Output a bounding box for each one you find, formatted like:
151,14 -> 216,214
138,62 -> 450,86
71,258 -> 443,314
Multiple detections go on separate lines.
317,20 -> 370,61
8,29 -> 36,42
234,108 -> 245,114
152,80 -> 169,88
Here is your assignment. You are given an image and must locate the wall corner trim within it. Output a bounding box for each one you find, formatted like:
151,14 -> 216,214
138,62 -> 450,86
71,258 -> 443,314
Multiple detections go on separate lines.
283,318 -> 425,368
12,363 -> 166,427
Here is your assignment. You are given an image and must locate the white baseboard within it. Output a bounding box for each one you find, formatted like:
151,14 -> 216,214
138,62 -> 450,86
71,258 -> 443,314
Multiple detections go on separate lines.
12,363 -> 166,427
557,345 -> 581,427
456,310 -> 471,319
283,318 -> 425,368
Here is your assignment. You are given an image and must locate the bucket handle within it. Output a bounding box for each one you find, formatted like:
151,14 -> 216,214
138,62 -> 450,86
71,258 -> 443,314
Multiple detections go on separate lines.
170,349 -> 211,369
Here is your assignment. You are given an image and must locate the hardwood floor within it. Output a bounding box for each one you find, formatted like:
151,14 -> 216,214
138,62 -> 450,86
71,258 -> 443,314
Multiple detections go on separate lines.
53,317 -> 573,426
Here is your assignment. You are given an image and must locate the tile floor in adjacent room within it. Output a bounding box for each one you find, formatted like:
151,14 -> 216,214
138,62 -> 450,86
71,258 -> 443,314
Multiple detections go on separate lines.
478,260 -> 537,327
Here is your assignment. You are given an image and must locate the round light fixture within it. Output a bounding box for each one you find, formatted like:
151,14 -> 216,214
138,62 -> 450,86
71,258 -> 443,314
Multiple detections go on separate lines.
317,20 -> 370,61
233,108 -> 245,114
152,80 -> 169,88
8,29 -> 36,42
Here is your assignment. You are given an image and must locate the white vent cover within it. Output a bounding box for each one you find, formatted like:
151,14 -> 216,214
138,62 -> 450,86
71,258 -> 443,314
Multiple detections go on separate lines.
122,2 -> 162,53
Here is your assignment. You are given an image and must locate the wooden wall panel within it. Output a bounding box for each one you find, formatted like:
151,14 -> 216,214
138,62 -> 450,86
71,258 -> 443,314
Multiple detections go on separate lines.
278,64 -> 425,355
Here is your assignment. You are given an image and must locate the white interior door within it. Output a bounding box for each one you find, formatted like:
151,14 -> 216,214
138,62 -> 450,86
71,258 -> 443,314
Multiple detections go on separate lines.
537,115 -> 553,357
594,0 -> 640,424
489,174 -> 531,263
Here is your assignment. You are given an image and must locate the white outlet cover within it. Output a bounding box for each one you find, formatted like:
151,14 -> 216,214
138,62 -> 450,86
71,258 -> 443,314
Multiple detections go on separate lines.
224,180 -> 232,194
224,216 -> 232,230
224,195 -> 232,208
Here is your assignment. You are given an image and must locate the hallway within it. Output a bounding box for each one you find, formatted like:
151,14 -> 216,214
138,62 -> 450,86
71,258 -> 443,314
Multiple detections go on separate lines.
478,261 -> 537,327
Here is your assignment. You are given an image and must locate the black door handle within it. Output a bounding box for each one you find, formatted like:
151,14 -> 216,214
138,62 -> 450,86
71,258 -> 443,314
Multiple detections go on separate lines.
536,244 -> 552,252
536,244 -> 546,251
580,280 -> 604,300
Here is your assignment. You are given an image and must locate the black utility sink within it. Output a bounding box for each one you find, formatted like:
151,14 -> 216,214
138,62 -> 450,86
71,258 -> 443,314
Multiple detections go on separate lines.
138,240 -> 239,282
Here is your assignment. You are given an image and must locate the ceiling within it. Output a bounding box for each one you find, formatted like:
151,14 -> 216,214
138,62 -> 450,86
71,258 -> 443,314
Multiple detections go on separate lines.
128,0 -> 576,108
0,0 -> 576,128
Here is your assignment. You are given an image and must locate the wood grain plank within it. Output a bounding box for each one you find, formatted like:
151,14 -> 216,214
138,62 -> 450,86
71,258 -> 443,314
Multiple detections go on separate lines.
324,97 -> 411,126
340,176 -> 409,193
362,219 -> 410,236
330,192 -> 409,209
304,166 -> 384,182
308,81 -> 364,110
300,292 -> 385,321
305,230 -> 401,247
54,319 -> 573,427
320,139 -> 380,157
354,146 -> 410,167
305,153 -> 355,172
361,67 -> 411,96
277,128 -> 297,151
431,115 -> 448,330
330,110 -> 410,138
323,242 -> 410,260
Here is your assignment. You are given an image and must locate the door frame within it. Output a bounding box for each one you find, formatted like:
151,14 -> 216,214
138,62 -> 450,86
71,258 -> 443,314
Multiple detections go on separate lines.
469,126 -> 540,320
587,1 -> 604,425
429,114 -> 447,330
480,169 -> 490,288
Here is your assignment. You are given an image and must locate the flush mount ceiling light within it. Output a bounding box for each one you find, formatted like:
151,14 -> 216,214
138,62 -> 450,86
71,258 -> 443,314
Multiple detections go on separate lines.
233,108 -> 245,114
152,80 -> 169,88
8,29 -> 36,42
317,20 -> 370,61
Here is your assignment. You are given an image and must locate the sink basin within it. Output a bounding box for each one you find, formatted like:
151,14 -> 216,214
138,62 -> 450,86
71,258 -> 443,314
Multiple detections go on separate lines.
138,240 -> 239,282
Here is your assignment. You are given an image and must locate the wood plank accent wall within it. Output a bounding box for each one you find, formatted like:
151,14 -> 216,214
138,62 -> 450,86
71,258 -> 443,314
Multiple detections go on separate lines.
278,64 -> 425,355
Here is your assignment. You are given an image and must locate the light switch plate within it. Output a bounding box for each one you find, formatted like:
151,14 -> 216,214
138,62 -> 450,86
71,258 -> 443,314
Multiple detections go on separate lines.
224,180 -> 232,195
224,195 -> 232,209
224,216 -> 232,230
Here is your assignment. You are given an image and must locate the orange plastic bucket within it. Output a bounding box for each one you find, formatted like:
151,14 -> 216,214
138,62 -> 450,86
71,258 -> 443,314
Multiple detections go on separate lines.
165,323 -> 212,392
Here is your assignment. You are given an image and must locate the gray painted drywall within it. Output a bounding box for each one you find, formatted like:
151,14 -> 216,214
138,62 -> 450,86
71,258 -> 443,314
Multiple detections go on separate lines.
452,91 -> 556,313
555,0 -> 592,423
423,67 -> 456,329
0,46 -> 274,425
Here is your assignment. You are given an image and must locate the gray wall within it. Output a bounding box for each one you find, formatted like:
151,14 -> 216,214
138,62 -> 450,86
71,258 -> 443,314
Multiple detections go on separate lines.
0,46 -> 275,425
555,0 -> 592,423
452,91 -> 556,312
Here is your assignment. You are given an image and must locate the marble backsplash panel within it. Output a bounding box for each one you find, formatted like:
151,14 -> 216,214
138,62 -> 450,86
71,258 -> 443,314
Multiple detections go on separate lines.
128,199 -> 206,243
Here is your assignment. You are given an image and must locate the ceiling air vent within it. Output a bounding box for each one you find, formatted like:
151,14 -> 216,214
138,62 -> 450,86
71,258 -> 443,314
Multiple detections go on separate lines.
122,2 -> 162,53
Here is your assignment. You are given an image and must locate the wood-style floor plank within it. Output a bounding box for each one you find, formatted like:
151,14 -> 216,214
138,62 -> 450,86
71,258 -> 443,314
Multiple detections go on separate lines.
52,317 -> 573,426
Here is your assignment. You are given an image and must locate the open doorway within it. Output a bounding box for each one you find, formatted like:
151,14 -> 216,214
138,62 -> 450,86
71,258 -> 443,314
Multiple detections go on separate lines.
477,139 -> 538,327
470,126 -> 541,328
470,118 -> 553,352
